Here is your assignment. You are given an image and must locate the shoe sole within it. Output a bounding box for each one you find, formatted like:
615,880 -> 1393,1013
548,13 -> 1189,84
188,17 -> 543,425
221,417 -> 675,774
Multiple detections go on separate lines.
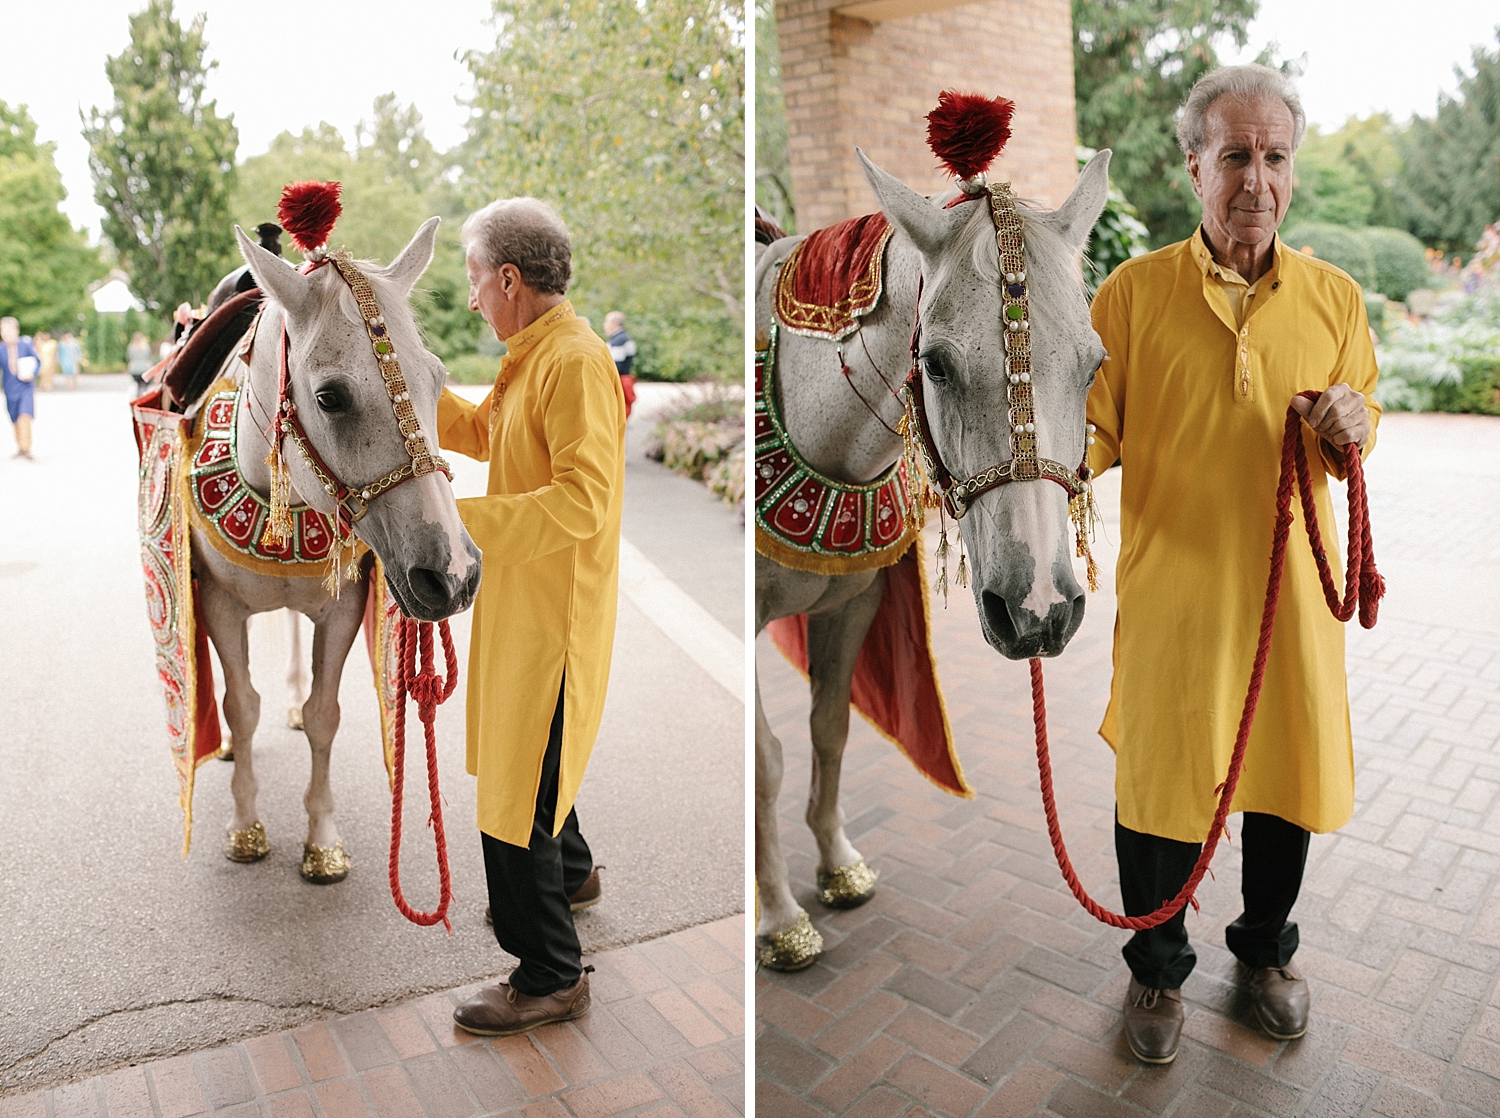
1253,1005 -> 1307,1041
453,1004 -> 588,1038
1125,1037 -> 1179,1065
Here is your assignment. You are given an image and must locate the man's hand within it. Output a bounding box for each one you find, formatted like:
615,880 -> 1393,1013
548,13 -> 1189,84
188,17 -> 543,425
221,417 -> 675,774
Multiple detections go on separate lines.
1290,384 -> 1369,447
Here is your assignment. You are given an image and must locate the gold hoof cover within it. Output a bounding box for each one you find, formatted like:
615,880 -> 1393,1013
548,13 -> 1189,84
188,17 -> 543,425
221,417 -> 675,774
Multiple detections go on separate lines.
756,910 -> 823,971
224,821 -> 269,863
817,859 -> 878,909
301,843 -> 351,884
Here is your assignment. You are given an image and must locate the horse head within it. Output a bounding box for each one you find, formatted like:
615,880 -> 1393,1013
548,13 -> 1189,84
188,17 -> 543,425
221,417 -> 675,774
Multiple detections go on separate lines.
236,219 -> 483,622
858,150 -> 1111,659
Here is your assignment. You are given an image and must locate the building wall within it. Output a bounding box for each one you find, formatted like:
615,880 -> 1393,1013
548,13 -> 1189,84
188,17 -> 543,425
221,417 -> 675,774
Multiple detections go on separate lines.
775,0 -> 1078,231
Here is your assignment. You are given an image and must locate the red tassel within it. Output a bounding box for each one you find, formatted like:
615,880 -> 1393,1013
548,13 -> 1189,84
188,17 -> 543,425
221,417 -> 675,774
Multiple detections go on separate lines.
278,181 -> 343,253
926,91 -> 1015,181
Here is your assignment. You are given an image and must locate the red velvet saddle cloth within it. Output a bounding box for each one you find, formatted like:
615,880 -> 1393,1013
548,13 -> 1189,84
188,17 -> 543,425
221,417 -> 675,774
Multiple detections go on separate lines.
766,541 -> 972,798
774,213 -> 894,340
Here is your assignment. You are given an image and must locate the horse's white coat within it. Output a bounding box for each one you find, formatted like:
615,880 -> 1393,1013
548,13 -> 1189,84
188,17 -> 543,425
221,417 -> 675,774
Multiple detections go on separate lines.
754,152 -> 1111,945
193,220 -> 482,863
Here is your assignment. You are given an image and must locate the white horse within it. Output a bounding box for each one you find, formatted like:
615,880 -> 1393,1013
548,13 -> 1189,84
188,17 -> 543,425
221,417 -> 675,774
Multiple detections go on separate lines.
754,151 -> 1111,966
192,219 -> 481,881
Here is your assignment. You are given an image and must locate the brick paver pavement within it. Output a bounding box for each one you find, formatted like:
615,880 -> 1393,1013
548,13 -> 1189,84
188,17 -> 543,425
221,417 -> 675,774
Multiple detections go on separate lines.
756,413 -> 1500,1117
0,917 -> 745,1118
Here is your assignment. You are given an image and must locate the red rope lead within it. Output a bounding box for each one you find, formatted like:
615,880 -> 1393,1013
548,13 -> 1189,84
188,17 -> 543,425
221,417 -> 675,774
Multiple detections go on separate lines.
388,614 -> 460,930
1035,392 -> 1384,929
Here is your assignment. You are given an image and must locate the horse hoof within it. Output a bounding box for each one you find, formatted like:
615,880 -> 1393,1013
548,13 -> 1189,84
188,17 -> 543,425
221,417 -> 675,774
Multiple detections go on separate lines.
217,735 -> 234,762
287,706 -> 304,731
817,859 -> 878,909
224,821 -> 269,862
756,910 -> 822,971
301,843 -> 350,884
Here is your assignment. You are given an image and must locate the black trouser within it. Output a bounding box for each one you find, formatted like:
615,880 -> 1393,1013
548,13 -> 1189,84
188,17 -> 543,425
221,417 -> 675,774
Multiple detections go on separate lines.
481,682 -> 593,997
1116,811 -> 1310,990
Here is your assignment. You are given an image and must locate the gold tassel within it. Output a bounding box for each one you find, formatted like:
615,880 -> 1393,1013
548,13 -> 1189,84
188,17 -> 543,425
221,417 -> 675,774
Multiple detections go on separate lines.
262,432 -> 294,547
956,533 -> 969,589
1070,486 -> 1101,592
935,508 -> 951,606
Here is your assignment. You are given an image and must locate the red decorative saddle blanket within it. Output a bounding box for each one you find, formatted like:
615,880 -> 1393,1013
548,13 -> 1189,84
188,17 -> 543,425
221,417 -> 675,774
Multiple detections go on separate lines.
773,213 -> 893,340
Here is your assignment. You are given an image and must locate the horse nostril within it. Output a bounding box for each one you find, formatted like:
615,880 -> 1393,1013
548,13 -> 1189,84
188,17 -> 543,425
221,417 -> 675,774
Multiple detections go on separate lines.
981,591 -> 1021,647
408,568 -> 451,610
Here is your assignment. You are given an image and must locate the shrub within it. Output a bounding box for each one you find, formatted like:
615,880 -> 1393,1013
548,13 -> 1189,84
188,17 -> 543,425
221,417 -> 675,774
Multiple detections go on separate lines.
1362,227 -> 1430,301
643,384 -> 746,507
1281,224 -> 1376,288
705,445 -> 745,507
445,353 -> 499,385
1376,288 -> 1500,414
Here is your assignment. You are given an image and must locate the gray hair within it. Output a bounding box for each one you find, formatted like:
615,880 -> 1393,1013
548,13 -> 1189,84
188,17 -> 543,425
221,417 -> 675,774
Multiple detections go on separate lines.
461,198 -> 572,295
1176,64 -> 1307,155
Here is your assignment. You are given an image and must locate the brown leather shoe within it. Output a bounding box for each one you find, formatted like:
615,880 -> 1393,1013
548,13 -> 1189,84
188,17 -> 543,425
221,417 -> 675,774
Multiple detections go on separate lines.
1248,965 -> 1309,1040
1123,979 -> 1184,1064
453,970 -> 592,1037
484,866 -> 605,925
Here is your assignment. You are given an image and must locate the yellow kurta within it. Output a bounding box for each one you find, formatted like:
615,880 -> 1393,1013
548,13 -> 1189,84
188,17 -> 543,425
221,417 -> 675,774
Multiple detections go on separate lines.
1087,231 -> 1381,844
437,302 -> 626,847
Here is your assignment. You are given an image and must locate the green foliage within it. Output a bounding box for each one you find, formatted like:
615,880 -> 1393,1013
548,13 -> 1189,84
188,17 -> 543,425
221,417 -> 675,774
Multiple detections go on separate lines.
83,0 -> 239,313
1280,223 -> 1376,288
629,305 -> 740,382
1394,32 -> 1500,255
754,0 -> 794,232
644,383 -> 746,504
1362,227 -> 1429,302
1079,149 -> 1149,293
446,353 -> 500,385
83,310 -> 125,368
1283,115 -> 1406,231
0,103 -> 105,332
460,0 -> 744,382
1073,0 -> 1259,248
1376,288 -> 1500,413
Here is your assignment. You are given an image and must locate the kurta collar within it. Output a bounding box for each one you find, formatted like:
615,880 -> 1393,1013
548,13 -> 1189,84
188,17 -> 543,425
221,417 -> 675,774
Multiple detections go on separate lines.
502,300 -> 575,367
1191,226 -> 1283,287
1191,227 -> 1285,333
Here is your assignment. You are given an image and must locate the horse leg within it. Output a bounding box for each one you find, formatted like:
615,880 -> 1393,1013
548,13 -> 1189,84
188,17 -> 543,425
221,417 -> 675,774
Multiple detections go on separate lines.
197,586 -> 267,861
804,574 -> 885,908
297,596 -> 363,883
284,609 -> 308,730
756,675 -> 823,970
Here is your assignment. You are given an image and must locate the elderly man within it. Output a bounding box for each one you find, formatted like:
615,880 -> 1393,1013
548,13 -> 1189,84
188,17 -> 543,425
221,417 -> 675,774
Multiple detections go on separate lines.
437,198 -> 626,1036
1087,64 -> 1379,1064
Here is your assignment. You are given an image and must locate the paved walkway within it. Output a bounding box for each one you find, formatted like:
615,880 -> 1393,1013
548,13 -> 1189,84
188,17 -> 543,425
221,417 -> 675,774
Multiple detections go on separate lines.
755,414 -> 1500,1117
0,916 -> 745,1118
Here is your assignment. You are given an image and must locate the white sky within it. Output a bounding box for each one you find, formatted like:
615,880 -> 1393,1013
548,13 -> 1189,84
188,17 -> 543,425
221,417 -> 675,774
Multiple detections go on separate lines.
1219,0 -> 1499,131
1,0 -> 496,238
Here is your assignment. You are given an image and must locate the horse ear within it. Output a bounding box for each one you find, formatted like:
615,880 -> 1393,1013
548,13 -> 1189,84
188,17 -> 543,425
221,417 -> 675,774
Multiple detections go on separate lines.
236,225 -> 313,317
383,217 -> 441,296
857,149 -> 967,258
1040,149 -> 1112,254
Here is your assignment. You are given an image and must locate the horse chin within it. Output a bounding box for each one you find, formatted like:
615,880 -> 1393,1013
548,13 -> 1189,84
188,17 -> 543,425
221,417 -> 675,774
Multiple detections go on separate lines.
975,584 -> 1085,660
383,565 -> 479,622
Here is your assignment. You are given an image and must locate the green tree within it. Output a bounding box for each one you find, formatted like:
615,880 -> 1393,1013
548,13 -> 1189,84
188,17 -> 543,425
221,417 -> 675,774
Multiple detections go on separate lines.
1073,0 -> 1259,248
83,0 -> 239,312
1395,31 -> 1500,255
0,103 -> 104,331
1283,115 -> 1406,230
460,0 -> 744,380
755,0 -> 794,232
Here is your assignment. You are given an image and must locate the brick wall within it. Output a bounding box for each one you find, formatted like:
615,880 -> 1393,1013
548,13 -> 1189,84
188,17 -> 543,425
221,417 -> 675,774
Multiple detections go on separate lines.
775,0 -> 1077,231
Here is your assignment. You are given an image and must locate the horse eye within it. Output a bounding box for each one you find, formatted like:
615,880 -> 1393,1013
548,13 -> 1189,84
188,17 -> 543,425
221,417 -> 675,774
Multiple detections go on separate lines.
314,388 -> 345,414
920,349 -> 953,385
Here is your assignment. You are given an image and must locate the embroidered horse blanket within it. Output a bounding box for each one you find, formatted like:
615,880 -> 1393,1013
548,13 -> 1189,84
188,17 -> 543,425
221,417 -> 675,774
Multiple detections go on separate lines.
773,213 -> 893,340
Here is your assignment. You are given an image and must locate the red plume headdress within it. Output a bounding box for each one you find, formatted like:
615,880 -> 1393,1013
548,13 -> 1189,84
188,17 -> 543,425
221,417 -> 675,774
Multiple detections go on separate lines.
277,181 -> 343,258
925,91 -> 1015,189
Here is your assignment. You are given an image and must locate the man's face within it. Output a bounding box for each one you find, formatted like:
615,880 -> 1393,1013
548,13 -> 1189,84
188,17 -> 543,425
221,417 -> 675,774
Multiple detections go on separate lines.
467,251 -> 527,341
1186,93 -> 1296,253
0,322 -> 17,345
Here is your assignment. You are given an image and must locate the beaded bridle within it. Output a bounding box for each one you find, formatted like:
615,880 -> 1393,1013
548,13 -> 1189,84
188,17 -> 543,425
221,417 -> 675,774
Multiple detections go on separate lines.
898,180 -> 1100,591
261,250 -> 452,590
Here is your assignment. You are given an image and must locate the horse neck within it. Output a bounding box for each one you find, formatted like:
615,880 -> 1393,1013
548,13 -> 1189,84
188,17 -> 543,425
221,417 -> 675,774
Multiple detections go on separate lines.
778,236 -> 918,485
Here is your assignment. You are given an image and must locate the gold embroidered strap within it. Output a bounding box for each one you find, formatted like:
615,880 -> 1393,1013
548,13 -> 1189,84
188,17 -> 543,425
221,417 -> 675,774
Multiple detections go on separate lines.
990,184 -> 1040,481
326,251 -> 447,479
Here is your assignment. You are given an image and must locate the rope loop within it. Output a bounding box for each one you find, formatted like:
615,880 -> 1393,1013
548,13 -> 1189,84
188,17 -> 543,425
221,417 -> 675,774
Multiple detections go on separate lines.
388,614 -> 456,931
1033,392 -> 1383,929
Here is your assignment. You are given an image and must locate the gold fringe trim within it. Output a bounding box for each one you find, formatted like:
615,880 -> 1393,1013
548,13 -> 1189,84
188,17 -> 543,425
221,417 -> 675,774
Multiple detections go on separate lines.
755,525 -> 918,576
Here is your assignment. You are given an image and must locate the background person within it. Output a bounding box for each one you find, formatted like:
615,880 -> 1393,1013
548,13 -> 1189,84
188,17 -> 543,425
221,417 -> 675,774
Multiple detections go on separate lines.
436,198 -> 627,1037
0,317 -> 40,458
603,310 -> 637,418
35,331 -> 57,392
126,331 -> 153,394
57,332 -> 82,390
1086,63 -> 1379,1065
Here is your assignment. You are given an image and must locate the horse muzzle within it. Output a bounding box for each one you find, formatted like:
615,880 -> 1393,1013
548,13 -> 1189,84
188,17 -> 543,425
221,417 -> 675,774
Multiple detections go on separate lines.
978,586 -> 1085,660
386,540 -> 482,621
